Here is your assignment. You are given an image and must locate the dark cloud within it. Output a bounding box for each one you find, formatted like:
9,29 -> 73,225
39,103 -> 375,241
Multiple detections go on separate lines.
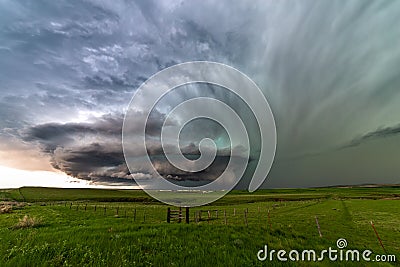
22,112 -> 235,184
24,114 -> 123,140
343,124 -> 400,149
52,143 -> 126,179
21,113 -> 126,181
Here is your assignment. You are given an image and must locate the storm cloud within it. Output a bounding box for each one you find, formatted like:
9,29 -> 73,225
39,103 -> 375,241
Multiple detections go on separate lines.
1,0 -> 400,187
21,112 -> 235,185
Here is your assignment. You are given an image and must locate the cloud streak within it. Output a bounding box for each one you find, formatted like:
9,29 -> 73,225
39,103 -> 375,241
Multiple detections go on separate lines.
343,124 -> 400,149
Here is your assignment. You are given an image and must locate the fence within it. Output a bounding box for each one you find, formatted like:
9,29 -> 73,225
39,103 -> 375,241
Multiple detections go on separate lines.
167,207 -> 189,223
57,201 -> 286,227
49,201 -> 296,228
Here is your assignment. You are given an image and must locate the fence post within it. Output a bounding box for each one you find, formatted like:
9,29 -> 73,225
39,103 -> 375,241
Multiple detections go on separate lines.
267,209 -> 272,230
94,205 -> 97,212
85,204 -> 87,211
134,209 -> 137,222
104,206 -> 106,215
186,207 -> 189,224
179,207 -> 182,223
315,216 -> 322,237
167,208 -> 171,223
370,221 -> 386,252
224,210 -> 227,225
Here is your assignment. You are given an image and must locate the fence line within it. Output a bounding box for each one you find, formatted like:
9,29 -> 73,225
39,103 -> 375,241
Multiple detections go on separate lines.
38,200 -> 357,239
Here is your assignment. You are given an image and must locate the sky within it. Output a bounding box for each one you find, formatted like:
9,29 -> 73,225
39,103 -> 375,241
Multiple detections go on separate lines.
0,0 -> 400,189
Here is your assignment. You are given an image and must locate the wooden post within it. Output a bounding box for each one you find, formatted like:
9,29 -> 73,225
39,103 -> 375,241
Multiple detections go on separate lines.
315,216 -> 322,237
267,209 -> 272,230
134,209 -> 137,222
234,208 -> 236,216
185,207 -> 189,224
104,206 -> 106,215
370,221 -> 386,252
167,208 -> 171,223
143,210 -> 146,223
70,203 -> 72,209
94,205 -> 97,212
207,210 -> 211,223
116,207 -> 119,216
76,204 -> 79,211
224,210 -> 227,225
244,210 -> 248,226
85,204 -> 87,211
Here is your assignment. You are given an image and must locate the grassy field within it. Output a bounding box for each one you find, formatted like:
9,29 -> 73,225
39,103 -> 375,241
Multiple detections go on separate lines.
0,187 -> 399,266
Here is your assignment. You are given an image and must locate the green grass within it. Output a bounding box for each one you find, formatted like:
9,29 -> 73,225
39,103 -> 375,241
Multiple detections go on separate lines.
2,187 -> 154,203
0,187 -> 399,266
3,186 -> 400,203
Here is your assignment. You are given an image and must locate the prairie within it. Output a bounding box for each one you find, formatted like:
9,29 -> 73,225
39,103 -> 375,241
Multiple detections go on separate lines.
0,187 -> 399,266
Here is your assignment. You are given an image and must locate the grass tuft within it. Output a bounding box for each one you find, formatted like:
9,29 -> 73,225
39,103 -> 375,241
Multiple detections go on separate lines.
0,205 -> 12,214
13,215 -> 42,229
